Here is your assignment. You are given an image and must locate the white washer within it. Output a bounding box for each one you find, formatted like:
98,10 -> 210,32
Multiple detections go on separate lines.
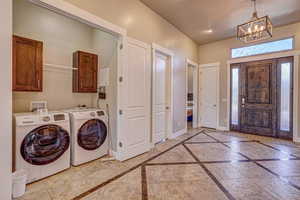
14,112 -> 71,183
68,109 -> 109,166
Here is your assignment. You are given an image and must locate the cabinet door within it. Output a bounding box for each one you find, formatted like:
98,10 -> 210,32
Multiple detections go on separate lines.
73,51 -> 98,93
13,35 -> 43,92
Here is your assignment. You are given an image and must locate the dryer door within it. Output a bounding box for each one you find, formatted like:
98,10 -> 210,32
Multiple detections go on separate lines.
77,119 -> 107,151
21,125 -> 70,165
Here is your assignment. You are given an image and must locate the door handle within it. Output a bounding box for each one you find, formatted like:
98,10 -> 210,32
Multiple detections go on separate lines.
241,97 -> 245,107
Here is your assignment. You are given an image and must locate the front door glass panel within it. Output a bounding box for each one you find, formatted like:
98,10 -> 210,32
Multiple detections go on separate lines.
280,63 -> 291,131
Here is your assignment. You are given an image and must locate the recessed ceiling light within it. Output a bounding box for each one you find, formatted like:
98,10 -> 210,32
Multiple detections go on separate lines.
203,29 -> 213,34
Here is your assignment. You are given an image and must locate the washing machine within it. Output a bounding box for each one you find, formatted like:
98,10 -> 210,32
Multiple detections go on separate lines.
68,109 -> 108,166
14,112 -> 71,183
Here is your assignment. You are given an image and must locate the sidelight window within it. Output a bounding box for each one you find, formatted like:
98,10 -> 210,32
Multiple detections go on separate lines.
231,68 -> 239,125
280,63 -> 292,131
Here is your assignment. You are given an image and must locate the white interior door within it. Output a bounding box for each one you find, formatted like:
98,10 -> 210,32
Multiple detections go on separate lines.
192,67 -> 198,128
200,67 -> 218,129
117,38 -> 151,161
153,53 -> 169,143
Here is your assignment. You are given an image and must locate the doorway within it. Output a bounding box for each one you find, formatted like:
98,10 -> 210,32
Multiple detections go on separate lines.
186,59 -> 199,130
199,63 -> 220,129
152,44 -> 173,144
230,57 -> 294,139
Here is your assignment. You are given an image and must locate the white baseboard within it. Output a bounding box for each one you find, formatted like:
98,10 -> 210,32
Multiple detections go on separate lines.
217,126 -> 229,131
294,137 -> 300,143
169,128 -> 187,139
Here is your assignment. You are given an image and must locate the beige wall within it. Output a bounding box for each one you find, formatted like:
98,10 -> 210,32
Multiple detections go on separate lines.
0,0 -> 12,199
64,0 -> 199,132
13,0 -> 118,113
198,22 -> 300,128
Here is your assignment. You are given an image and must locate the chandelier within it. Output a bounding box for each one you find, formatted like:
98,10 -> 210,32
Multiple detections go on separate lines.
237,0 -> 273,43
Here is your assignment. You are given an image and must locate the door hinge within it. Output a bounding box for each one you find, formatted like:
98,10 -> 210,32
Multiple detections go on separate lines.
119,142 -> 123,147
119,109 -> 123,115
120,44 -> 123,50
119,76 -> 123,82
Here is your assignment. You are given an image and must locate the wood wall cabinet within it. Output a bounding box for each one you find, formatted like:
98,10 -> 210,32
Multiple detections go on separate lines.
73,51 -> 98,93
13,35 -> 43,92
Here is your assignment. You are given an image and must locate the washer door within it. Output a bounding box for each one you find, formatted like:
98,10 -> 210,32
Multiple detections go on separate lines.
21,125 -> 70,165
77,119 -> 107,151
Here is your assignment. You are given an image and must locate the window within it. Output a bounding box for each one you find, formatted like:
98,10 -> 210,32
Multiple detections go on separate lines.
231,68 -> 239,125
231,37 -> 294,58
280,63 -> 292,131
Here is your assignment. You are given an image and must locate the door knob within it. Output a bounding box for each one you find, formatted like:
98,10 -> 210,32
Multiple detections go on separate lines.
166,106 -> 170,110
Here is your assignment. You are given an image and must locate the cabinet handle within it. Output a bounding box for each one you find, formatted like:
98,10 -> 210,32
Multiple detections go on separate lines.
37,79 -> 40,89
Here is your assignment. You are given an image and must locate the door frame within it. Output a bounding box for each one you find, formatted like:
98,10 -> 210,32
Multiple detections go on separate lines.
227,50 -> 300,142
0,0 -> 12,199
198,62 -> 221,129
185,59 -> 199,129
151,43 -> 174,145
27,0 -> 131,160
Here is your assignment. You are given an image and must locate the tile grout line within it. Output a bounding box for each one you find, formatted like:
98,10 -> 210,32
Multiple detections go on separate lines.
182,143 -> 236,200
184,140 -> 258,144
141,165 -> 148,200
203,131 -> 300,191
71,129 -> 205,199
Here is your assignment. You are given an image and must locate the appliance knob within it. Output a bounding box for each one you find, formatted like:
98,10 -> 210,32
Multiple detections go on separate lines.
42,116 -> 51,122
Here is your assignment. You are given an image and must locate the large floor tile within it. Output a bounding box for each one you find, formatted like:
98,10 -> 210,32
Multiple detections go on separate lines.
186,143 -> 247,161
205,162 -> 274,181
185,133 -> 216,143
82,168 -> 142,200
148,145 -> 196,164
146,164 -> 208,184
205,131 -> 248,142
227,142 -> 293,160
221,177 -> 300,200
148,181 -> 229,200
258,160 -> 300,177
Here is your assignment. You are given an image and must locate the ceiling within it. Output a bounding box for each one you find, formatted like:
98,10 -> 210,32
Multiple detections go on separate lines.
140,0 -> 300,44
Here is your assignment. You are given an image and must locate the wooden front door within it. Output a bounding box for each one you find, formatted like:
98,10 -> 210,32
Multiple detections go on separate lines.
240,59 -> 277,137
230,57 -> 294,139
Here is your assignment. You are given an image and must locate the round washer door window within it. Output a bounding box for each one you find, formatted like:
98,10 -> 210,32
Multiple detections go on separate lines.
21,125 -> 70,165
77,119 -> 107,151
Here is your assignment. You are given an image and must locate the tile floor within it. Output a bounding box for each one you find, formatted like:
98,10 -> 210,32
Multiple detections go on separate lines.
16,128 -> 300,200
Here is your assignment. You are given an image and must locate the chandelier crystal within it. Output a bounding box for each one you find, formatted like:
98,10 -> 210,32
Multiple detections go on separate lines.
237,0 -> 273,43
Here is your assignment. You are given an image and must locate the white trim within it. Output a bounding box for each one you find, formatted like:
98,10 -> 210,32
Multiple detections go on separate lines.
186,59 -> 199,130
152,43 -> 174,141
0,0 -> 12,199
227,50 -> 300,142
198,62 -> 221,129
29,0 -> 126,36
152,43 -> 174,57
199,62 -> 221,68
169,128 -> 187,139
293,55 -> 299,142
217,126 -> 229,131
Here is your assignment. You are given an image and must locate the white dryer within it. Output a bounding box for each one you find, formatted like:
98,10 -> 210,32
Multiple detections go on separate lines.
68,109 -> 108,166
14,112 -> 71,183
